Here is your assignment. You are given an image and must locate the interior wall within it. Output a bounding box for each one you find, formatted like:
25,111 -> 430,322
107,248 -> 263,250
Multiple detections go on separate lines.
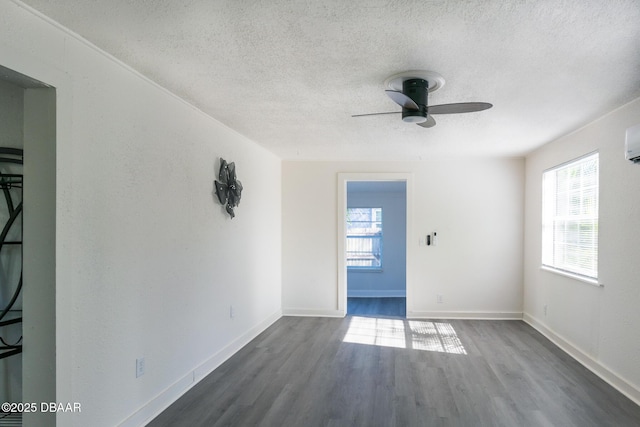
0,78 -> 24,403
347,183 -> 406,297
0,79 -> 23,149
282,159 -> 524,318
1,2 -> 282,426
523,96 -> 640,404
22,87 -> 57,426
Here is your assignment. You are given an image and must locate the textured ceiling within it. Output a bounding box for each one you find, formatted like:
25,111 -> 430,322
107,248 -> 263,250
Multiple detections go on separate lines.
19,0 -> 640,160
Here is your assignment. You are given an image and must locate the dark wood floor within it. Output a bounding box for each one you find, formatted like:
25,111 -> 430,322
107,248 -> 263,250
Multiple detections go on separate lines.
347,297 -> 406,318
149,316 -> 640,426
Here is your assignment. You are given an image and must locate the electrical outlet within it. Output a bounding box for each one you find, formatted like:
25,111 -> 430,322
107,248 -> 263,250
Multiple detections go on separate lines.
136,357 -> 145,378
230,305 -> 235,319
437,294 -> 443,304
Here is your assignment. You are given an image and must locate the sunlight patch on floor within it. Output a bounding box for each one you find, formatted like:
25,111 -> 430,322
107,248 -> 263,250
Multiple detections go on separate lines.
343,316 -> 467,354
343,317 -> 406,348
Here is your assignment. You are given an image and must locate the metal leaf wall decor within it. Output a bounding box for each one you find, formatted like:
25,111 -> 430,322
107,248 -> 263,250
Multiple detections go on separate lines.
214,158 -> 243,218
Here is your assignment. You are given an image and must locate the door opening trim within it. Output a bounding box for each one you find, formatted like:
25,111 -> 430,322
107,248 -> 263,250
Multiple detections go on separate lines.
337,173 -> 413,316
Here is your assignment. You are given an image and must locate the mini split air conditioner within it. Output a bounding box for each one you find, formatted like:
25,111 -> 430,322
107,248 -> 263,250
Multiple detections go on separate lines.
625,123 -> 640,163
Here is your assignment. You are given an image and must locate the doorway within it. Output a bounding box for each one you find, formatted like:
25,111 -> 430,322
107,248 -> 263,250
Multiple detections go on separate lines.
337,173 -> 412,318
0,78 -> 24,406
0,64 -> 56,425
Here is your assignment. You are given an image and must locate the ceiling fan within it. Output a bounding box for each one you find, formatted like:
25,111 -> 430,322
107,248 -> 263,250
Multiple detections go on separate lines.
352,70 -> 492,128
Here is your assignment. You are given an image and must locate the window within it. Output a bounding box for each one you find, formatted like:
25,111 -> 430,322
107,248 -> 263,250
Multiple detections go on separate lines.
542,152 -> 599,280
346,207 -> 382,269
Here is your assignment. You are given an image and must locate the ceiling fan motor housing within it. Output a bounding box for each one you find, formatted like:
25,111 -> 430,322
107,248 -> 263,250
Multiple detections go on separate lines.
402,78 -> 428,123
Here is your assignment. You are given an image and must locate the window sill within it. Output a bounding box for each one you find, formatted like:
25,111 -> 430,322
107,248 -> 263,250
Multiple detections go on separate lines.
348,268 -> 384,273
540,266 -> 603,287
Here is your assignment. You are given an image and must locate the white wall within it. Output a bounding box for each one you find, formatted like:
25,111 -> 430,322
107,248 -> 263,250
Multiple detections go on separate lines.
282,159 -> 524,318
347,183 -> 406,297
0,78 -> 24,404
0,2 -> 282,426
523,96 -> 640,404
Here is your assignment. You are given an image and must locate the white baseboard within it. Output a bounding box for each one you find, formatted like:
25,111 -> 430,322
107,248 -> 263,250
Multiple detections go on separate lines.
407,311 -> 523,320
523,313 -> 640,407
347,290 -> 407,298
118,309 -> 282,427
282,308 -> 345,318
283,309 -> 522,320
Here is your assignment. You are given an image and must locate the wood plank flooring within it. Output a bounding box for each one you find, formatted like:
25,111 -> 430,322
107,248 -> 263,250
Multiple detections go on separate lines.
347,297 -> 406,318
148,317 -> 640,426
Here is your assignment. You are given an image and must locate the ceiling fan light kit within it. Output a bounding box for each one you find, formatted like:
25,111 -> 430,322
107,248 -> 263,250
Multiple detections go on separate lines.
353,70 -> 492,128
397,78 -> 430,124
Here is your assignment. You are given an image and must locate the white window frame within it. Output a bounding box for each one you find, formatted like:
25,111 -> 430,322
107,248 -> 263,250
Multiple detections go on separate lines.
541,152 -> 599,284
346,207 -> 383,271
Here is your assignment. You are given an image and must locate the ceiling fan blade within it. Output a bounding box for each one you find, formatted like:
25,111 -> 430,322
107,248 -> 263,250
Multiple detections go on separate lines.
427,102 -> 493,115
385,90 -> 419,110
417,116 -> 436,128
351,111 -> 401,117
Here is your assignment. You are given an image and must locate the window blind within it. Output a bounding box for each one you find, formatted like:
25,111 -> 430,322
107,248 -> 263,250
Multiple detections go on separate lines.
542,152 -> 599,279
346,208 -> 382,268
